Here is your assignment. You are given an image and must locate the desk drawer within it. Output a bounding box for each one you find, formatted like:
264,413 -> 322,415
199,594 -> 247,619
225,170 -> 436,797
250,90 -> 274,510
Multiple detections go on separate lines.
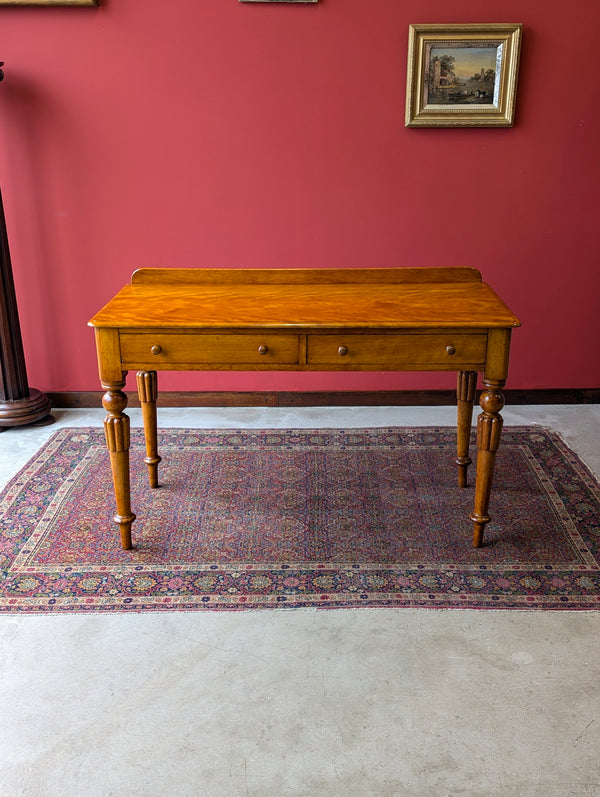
120,333 -> 300,366
307,334 -> 487,368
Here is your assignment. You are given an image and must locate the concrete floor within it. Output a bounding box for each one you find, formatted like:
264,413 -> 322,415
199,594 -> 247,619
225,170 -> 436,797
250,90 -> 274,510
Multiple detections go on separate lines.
1,405 -> 599,797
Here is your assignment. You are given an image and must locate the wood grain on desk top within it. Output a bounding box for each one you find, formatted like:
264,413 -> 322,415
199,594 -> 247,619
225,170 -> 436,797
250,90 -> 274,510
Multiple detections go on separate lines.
89,268 -> 520,330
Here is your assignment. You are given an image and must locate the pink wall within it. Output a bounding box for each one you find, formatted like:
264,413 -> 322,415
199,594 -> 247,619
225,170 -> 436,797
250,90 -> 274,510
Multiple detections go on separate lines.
0,0 -> 598,395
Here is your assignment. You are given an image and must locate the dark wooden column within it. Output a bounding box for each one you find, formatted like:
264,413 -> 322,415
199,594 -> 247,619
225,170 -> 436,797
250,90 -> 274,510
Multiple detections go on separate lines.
0,62 -> 53,430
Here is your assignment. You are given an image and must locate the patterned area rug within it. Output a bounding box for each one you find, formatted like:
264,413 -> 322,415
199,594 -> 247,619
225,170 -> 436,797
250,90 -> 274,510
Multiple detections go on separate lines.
1,427 -> 599,613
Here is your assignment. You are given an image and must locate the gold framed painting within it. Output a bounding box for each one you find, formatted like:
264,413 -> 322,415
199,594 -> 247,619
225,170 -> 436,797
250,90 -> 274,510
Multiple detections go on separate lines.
405,23 -> 522,127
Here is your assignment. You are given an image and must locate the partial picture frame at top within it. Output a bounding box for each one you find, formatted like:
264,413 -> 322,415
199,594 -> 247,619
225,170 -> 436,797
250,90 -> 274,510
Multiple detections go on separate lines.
0,0 -> 97,5
405,23 -> 522,128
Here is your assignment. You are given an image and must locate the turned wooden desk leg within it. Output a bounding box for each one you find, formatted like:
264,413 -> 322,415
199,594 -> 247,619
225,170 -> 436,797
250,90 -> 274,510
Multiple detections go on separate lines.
470,379 -> 505,548
102,383 -> 136,550
136,370 -> 161,489
456,371 -> 477,488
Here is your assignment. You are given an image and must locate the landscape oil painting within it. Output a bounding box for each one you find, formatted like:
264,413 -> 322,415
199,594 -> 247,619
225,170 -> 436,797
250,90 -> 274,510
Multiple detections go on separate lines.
405,24 -> 522,127
426,44 -> 501,106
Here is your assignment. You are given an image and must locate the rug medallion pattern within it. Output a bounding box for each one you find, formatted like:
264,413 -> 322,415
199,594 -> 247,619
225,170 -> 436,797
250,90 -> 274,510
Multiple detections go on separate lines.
1,427 -> 599,612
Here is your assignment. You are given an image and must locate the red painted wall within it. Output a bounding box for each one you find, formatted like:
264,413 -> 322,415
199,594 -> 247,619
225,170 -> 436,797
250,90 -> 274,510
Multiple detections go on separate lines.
0,0 -> 598,395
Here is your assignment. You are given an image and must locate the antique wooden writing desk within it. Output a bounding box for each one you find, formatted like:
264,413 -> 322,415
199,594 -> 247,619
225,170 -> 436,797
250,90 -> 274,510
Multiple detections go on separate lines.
89,267 -> 520,550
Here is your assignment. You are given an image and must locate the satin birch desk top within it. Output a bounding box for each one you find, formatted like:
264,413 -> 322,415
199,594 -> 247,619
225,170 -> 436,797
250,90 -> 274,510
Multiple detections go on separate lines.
89,267 -> 520,331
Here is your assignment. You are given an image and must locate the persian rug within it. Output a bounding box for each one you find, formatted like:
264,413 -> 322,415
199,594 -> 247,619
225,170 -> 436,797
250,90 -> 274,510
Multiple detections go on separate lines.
1,427 -> 599,613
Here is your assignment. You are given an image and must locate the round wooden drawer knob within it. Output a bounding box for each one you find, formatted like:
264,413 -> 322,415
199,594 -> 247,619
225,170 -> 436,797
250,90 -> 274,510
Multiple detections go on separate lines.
338,346 -> 348,356
446,345 -> 456,356
258,344 -> 268,355
151,344 -> 162,355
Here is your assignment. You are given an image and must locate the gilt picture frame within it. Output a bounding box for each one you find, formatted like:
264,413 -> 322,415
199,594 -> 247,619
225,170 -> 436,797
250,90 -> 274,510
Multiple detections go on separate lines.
405,23 -> 522,127
240,1 -> 317,4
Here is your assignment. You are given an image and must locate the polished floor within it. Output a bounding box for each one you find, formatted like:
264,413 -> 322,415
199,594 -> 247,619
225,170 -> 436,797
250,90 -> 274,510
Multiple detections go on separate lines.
1,405 -> 599,797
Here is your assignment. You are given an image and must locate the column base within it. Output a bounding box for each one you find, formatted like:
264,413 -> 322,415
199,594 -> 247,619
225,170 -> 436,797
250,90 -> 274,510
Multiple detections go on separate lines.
0,388 -> 54,430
